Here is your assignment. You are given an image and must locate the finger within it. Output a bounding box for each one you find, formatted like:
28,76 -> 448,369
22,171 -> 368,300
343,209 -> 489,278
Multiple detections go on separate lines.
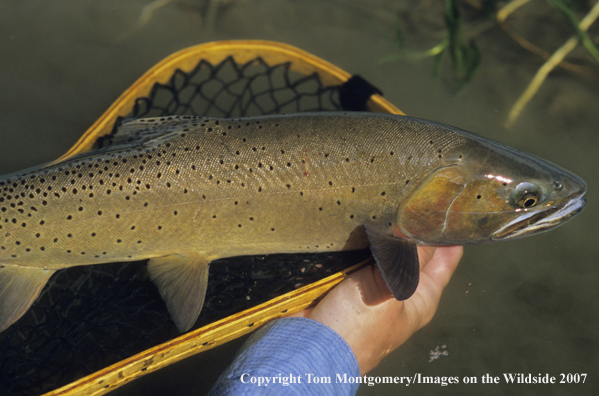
362,264 -> 393,306
422,246 -> 463,291
416,245 -> 437,270
408,246 -> 463,329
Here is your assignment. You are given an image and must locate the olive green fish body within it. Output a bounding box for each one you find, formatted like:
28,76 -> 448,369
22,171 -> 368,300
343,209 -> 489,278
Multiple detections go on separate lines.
0,115 -> 463,266
0,113 -> 586,332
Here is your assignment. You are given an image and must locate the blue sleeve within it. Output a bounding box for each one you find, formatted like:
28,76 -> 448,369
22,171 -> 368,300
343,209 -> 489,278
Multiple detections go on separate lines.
208,317 -> 360,395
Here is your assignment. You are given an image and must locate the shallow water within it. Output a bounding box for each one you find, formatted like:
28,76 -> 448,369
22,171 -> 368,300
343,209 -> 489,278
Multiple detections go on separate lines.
0,1 -> 597,395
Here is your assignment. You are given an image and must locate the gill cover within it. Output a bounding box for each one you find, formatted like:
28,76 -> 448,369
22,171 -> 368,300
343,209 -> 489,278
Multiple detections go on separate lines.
397,166 -> 466,243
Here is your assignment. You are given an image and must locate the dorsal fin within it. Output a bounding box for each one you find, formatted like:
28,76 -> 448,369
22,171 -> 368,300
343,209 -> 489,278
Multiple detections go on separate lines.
104,116 -> 203,149
47,116 -> 206,167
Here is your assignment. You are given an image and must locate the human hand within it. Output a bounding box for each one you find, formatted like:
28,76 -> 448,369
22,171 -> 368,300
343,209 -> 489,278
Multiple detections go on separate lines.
291,245 -> 463,375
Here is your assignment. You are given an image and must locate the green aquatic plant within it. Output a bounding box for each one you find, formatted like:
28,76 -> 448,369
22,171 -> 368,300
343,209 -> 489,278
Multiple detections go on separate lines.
501,0 -> 599,127
440,0 -> 481,89
378,0 -> 481,92
546,0 -> 599,61
379,0 -> 598,125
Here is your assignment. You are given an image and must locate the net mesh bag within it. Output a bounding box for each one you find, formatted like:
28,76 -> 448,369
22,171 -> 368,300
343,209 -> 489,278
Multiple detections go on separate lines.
0,41 -> 395,396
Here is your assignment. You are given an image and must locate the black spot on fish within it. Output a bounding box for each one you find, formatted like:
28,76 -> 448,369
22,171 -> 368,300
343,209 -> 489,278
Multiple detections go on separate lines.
477,216 -> 490,228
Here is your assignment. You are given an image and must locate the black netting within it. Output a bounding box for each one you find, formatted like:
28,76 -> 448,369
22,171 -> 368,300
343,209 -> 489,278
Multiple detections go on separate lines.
124,56 -> 341,121
0,55 -> 373,395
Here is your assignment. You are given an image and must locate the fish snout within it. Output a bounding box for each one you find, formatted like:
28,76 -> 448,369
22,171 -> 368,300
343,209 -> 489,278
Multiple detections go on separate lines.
558,170 -> 587,200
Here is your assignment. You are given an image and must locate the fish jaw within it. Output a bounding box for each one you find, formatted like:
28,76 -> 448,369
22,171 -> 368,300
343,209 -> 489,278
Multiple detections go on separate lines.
490,195 -> 587,240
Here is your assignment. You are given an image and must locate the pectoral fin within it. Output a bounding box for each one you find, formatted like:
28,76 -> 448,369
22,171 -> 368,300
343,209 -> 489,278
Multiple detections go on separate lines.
365,225 -> 420,300
0,265 -> 55,332
147,253 -> 210,333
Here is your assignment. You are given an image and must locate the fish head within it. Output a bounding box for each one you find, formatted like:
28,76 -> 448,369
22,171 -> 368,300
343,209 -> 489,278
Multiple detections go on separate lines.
396,137 -> 587,244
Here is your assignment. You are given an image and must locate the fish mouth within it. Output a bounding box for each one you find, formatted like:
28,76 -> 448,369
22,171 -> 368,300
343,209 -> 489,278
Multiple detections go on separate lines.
491,196 -> 587,240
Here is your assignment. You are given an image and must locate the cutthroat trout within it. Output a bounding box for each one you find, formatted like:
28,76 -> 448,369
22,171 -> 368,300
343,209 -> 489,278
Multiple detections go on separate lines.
0,113 -> 587,332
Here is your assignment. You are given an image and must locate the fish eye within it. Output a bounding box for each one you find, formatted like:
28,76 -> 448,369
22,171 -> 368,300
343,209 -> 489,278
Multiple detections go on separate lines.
522,195 -> 538,208
513,182 -> 541,209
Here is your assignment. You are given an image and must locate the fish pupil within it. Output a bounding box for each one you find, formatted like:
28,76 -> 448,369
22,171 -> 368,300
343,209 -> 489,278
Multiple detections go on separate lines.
523,198 -> 536,208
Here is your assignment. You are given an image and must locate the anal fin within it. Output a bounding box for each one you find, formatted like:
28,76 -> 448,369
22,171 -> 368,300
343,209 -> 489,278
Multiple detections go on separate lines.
147,253 -> 210,333
0,265 -> 55,332
365,225 -> 420,300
